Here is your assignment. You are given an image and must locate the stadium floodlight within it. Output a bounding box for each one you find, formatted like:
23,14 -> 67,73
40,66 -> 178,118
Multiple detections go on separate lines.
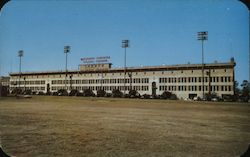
64,45 -> 70,92
122,40 -> 129,94
197,31 -> 208,100
18,50 -> 24,91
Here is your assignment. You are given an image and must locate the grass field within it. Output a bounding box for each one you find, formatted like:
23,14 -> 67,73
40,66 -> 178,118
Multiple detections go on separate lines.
0,96 -> 250,157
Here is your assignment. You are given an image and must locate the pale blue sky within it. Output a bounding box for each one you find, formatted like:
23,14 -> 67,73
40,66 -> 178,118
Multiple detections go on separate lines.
0,0 -> 249,84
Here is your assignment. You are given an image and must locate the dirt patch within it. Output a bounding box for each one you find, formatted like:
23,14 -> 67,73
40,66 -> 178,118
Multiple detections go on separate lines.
0,96 -> 250,157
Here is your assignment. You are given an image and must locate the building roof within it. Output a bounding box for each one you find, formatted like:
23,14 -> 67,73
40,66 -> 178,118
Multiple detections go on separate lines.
9,61 -> 236,76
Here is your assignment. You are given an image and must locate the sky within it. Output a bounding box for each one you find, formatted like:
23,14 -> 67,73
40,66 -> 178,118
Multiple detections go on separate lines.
0,0 -> 249,84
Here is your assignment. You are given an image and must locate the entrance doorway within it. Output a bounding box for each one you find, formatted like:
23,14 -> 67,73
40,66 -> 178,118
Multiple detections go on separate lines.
47,83 -> 50,93
152,82 -> 157,97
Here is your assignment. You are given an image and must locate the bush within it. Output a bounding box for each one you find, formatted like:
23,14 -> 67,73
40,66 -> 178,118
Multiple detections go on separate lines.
141,94 -> 150,99
52,92 -> 58,96
97,89 -> 106,97
38,91 -> 45,95
23,89 -> 32,95
129,90 -> 140,98
46,91 -> 51,95
11,88 -> 22,95
161,91 -> 172,99
83,89 -> 95,97
170,94 -> 178,100
57,89 -> 68,96
69,89 -> 79,96
112,89 -> 123,98
76,92 -> 84,96
105,92 -> 112,97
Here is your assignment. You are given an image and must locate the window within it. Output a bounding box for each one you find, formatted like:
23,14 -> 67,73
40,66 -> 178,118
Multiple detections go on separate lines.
225,77 -> 227,82
221,77 -> 224,82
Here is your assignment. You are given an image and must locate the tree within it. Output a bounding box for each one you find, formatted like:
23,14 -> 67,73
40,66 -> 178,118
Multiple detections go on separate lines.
234,81 -> 240,98
0,86 -> 8,97
241,80 -> 250,98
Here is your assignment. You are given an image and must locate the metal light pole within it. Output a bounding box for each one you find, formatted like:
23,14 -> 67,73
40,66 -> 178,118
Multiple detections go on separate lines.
18,50 -> 24,92
122,40 -> 129,94
64,46 -> 70,91
197,31 -> 208,100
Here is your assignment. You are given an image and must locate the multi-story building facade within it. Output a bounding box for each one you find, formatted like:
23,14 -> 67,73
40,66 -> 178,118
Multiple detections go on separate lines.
9,59 -> 235,99
0,76 -> 10,87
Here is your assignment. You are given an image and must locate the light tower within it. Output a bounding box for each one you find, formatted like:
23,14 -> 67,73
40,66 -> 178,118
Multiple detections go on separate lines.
18,50 -> 24,91
64,45 -> 70,91
122,40 -> 129,94
197,31 -> 208,100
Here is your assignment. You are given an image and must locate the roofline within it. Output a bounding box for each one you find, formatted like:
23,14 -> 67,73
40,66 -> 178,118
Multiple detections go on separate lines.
9,62 -> 236,76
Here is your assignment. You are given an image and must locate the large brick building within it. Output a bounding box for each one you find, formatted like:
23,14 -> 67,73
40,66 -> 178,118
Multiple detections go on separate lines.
9,59 -> 235,99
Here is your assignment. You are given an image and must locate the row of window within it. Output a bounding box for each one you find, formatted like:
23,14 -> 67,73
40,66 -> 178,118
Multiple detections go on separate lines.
159,85 -> 232,92
10,85 -> 232,93
159,76 -> 232,83
51,78 -> 149,85
51,85 -> 149,91
10,86 -> 45,91
10,80 -> 45,85
12,68 -> 230,79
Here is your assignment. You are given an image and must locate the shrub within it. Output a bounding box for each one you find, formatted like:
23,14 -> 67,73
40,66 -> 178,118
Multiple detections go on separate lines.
105,92 -> 112,97
57,89 -> 68,96
76,92 -> 84,96
52,92 -> 58,96
38,91 -> 45,95
23,89 -> 32,95
69,89 -> 79,96
141,94 -> 150,99
11,88 -> 22,95
97,89 -> 106,97
161,91 -> 172,99
112,89 -> 123,98
46,91 -> 51,95
129,90 -> 140,98
83,89 -> 95,97
170,94 -> 178,100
